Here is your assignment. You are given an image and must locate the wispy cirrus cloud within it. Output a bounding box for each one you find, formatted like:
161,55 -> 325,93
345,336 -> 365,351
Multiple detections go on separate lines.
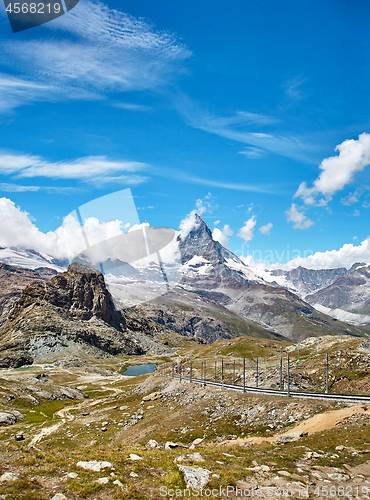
0,151 -> 148,185
0,183 -> 81,194
176,94 -> 314,162
0,0 -> 191,112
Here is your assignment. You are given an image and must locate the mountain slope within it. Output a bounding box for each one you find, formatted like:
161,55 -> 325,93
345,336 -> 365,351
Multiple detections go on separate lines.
0,263 -> 194,368
306,264 -> 370,324
138,215 -> 370,343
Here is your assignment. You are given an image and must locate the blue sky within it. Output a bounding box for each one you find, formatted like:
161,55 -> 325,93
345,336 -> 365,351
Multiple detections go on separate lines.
0,0 -> 370,268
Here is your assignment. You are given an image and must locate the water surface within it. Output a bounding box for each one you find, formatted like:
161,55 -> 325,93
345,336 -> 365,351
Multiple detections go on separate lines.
123,363 -> 156,376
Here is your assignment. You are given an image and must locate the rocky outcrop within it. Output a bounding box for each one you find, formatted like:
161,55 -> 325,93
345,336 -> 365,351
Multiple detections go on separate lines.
0,263 -> 182,368
0,263 -> 56,329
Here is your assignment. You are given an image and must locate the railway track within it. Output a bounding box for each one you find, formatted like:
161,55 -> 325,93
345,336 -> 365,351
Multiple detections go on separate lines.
164,375 -> 370,404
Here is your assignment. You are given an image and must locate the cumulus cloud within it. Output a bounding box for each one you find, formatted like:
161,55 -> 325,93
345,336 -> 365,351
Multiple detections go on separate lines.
0,197 -> 134,259
237,216 -> 256,242
212,225 -> 233,247
295,133 -> 370,206
270,236 -> 370,270
285,204 -> 314,230
259,222 -> 273,235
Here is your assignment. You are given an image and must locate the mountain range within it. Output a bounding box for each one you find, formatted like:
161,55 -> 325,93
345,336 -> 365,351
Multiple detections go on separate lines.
0,213 -> 369,367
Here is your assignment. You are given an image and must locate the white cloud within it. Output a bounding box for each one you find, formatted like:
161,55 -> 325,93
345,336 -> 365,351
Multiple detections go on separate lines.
285,204 -> 314,230
269,236 -> 370,270
0,1 -> 190,111
176,94 -> 313,162
341,189 -> 362,206
0,151 -> 147,184
295,133 -> 370,206
212,224 -> 233,247
0,183 -> 80,194
353,209 -> 360,217
259,222 -> 273,235
239,147 -> 265,159
179,210 -> 201,239
237,216 -> 256,242
195,192 -> 218,215
214,220 -> 220,226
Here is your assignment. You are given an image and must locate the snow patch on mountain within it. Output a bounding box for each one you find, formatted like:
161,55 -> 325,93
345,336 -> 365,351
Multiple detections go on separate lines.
312,303 -> 370,326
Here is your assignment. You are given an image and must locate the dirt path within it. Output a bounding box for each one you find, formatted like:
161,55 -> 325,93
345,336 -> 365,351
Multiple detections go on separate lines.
221,404 -> 370,446
28,376 -> 126,446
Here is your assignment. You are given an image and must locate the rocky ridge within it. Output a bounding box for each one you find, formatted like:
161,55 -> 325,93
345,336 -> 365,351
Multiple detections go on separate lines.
0,263 -> 190,368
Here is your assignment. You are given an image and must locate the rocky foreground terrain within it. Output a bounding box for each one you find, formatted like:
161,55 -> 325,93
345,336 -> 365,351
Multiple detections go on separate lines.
0,335 -> 370,499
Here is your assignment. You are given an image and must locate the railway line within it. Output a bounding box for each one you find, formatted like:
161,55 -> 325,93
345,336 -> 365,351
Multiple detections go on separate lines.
165,374 -> 370,404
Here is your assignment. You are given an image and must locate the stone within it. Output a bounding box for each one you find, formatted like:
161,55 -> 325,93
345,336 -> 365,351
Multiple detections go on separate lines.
142,391 -> 162,401
0,472 -> 18,482
192,438 -> 204,446
165,441 -> 178,450
76,460 -> 113,471
175,453 -> 204,462
113,479 -> 124,488
66,472 -> 78,479
96,477 -> 109,484
119,406 -> 129,411
147,439 -> 159,449
0,412 -> 17,425
15,433 -> 24,441
101,421 -> 109,426
130,472 -> 139,477
129,454 -> 143,461
101,427 -> 107,432
246,465 -> 270,473
336,445 -> 345,451
177,465 -> 212,489
327,472 -> 350,481
275,431 -> 307,444
51,495 -> 67,500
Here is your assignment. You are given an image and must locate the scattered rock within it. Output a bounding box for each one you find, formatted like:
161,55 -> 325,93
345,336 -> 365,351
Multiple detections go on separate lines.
192,438 -> 204,446
327,472 -> 350,481
113,479 -> 124,488
165,441 -> 179,449
101,427 -> 107,432
129,454 -> 143,461
147,439 -> 159,449
130,472 -> 139,477
51,495 -> 67,500
96,477 -> 109,485
76,460 -> 113,471
66,472 -> 78,479
177,465 -> 212,489
275,431 -> 307,444
142,391 -> 162,401
175,453 -> 204,463
0,412 -> 19,425
15,433 -> 24,441
101,421 -> 109,426
82,412 -> 90,416
0,472 -> 18,482
336,445 -> 345,451
119,406 -> 129,411
277,470 -> 291,477
246,465 -> 270,473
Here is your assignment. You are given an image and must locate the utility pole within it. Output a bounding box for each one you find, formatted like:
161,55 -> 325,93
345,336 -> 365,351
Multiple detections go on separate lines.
256,358 -> 259,388
221,358 -> 224,388
204,360 -> 206,387
279,354 -> 283,391
180,361 -> 182,381
233,360 -> 236,384
326,353 -> 329,393
318,337 -> 320,354
243,357 -> 246,392
214,359 -> 217,382
287,354 -> 290,397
